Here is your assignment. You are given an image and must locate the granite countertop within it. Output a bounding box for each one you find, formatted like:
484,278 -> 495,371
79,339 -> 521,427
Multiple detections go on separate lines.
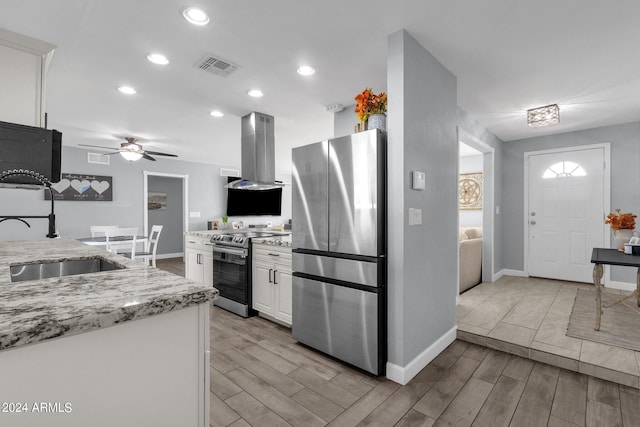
0,239 -> 218,352
252,234 -> 292,247
184,230 -> 218,238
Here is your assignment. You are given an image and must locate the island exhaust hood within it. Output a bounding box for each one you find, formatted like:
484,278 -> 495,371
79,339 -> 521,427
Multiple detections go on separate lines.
226,112 -> 284,190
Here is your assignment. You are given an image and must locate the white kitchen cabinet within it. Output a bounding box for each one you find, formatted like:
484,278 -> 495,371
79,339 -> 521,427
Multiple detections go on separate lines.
0,28 -> 55,127
185,235 -> 213,286
252,244 -> 292,325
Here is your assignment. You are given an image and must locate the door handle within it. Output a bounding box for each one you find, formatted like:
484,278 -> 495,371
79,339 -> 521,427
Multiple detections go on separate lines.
274,270 -> 278,285
268,268 -> 273,283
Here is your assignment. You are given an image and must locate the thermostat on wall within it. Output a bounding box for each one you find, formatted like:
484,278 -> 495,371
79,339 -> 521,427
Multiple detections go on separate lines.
412,171 -> 426,190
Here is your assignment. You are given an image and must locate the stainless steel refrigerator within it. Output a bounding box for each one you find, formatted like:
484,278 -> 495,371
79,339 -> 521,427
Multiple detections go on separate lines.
291,129 -> 386,376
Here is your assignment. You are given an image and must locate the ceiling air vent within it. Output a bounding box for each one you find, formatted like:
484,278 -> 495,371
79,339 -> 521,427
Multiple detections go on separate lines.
88,152 -> 110,165
196,54 -> 239,77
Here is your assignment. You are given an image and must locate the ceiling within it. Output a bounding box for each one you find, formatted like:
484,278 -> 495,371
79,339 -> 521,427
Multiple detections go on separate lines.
2,1 -> 639,172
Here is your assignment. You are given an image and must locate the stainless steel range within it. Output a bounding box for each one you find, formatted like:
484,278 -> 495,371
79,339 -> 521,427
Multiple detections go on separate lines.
210,230 -> 283,317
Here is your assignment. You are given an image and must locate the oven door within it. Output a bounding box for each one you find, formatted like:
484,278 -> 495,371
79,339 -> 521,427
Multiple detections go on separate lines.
212,246 -> 249,304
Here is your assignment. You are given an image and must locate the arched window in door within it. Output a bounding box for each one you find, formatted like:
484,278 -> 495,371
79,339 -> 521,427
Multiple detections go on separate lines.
542,161 -> 587,179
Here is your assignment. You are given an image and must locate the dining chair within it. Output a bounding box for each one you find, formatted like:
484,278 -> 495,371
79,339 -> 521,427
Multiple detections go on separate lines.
134,225 -> 163,267
104,227 -> 138,259
90,225 -> 118,238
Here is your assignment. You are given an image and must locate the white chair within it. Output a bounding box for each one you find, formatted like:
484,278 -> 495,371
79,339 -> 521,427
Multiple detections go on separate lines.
134,225 -> 163,267
105,227 -> 137,259
90,225 -> 118,238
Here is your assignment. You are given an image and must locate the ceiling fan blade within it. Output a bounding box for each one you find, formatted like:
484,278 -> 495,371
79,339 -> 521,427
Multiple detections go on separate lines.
145,150 -> 178,157
78,143 -> 118,150
142,153 -> 157,161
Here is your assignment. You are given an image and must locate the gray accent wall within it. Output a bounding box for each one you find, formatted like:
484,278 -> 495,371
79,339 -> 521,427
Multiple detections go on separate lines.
502,121 -> 640,282
387,30 -> 458,368
148,175 -> 183,255
0,146 -> 292,242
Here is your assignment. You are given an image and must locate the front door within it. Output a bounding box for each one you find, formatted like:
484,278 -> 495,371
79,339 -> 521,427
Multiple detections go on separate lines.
527,147 -> 605,283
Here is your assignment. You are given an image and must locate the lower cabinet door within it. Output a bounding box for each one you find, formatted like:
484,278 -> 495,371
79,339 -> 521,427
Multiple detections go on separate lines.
185,249 -> 203,283
202,253 -> 214,286
275,267 -> 292,325
252,261 -> 275,315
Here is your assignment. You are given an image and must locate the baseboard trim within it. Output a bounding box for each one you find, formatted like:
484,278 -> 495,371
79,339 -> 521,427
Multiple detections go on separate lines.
156,252 -> 184,260
386,325 -> 457,385
608,280 -> 636,291
501,269 -> 529,278
493,269 -> 505,281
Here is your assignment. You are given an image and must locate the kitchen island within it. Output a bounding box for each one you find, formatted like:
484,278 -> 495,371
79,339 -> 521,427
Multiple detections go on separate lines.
0,239 -> 217,427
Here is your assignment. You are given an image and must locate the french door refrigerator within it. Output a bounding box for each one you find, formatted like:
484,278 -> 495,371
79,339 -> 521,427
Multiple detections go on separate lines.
292,129 -> 386,376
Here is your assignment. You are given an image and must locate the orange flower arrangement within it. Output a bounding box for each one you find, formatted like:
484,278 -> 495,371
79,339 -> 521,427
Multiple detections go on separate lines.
354,88 -> 387,122
605,208 -> 636,230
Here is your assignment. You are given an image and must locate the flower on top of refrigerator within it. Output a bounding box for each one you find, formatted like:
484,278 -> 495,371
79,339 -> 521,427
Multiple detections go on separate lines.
354,88 -> 387,123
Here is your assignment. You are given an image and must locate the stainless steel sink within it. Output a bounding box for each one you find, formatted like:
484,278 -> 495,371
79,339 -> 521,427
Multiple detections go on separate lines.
10,257 -> 125,282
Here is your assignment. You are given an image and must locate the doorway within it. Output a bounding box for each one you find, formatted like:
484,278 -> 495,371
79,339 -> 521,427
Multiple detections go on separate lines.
458,128 -> 495,285
524,144 -> 610,283
143,172 -> 189,259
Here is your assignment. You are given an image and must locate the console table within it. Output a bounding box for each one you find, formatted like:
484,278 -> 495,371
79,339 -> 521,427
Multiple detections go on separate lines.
590,248 -> 640,331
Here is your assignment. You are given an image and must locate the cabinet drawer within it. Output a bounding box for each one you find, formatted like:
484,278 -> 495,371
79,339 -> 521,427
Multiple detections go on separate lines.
185,236 -> 213,250
253,246 -> 292,263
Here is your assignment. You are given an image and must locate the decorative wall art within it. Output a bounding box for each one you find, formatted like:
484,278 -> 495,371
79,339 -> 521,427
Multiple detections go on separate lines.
458,172 -> 483,210
148,192 -> 167,210
45,173 -> 113,201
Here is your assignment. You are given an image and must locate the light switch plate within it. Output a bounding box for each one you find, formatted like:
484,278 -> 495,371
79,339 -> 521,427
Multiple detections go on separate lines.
408,208 -> 422,226
412,171 -> 426,190
189,212 -> 201,218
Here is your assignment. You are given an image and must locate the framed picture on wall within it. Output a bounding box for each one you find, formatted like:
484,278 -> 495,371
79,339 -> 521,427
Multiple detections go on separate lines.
148,192 -> 167,210
459,172 -> 483,210
45,173 -> 113,201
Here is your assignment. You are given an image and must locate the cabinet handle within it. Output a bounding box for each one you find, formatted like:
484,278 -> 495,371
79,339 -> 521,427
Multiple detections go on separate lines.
274,269 -> 278,285
188,240 -> 196,244
267,253 -> 280,257
197,254 -> 201,264
268,269 -> 273,283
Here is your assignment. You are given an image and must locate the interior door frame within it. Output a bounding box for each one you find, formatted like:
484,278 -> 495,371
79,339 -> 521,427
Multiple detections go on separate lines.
458,128 -> 495,284
143,171 -> 190,249
523,143 -> 610,282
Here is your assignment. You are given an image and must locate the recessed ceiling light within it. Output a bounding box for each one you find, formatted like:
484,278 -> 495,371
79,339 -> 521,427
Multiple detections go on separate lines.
147,53 -> 169,65
210,110 -> 224,118
183,7 -> 209,25
117,86 -> 136,95
247,89 -> 263,98
297,65 -> 316,76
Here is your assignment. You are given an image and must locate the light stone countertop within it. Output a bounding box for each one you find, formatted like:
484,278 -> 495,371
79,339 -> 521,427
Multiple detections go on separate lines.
252,234 -> 292,247
0,239 -> 217,352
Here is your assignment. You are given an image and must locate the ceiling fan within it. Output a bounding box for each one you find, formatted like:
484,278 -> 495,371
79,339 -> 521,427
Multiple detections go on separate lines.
79,137 -> 178,162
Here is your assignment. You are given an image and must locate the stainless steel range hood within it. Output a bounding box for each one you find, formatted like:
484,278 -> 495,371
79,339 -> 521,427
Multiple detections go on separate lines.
226,112 -> 284,190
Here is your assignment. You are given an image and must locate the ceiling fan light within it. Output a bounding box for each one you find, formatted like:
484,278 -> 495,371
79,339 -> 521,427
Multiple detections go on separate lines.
120,151 -> 143,161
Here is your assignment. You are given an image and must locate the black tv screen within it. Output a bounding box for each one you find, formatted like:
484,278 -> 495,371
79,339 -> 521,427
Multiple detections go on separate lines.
226,177 -> 282,216
0,120 -> 62,186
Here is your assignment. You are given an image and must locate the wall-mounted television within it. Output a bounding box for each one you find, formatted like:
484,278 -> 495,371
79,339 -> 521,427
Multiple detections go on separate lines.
226,177 -> 282,216
0,120 -> 62,187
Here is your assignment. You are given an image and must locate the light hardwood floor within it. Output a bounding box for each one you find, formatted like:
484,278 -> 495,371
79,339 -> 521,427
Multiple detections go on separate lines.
156,258 -> 640,426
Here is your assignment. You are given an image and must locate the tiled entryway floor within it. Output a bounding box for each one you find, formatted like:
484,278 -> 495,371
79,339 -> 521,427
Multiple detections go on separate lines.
457,275 -> 640,389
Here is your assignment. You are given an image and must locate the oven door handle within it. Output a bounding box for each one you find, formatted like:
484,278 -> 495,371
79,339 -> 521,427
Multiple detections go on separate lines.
212,246 -> 247,257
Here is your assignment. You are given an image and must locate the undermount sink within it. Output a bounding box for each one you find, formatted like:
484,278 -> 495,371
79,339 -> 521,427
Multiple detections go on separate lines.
10,257 -> 125,282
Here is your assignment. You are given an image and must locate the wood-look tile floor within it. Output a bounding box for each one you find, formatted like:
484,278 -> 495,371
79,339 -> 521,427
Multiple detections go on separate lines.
156,258 -> 640,426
